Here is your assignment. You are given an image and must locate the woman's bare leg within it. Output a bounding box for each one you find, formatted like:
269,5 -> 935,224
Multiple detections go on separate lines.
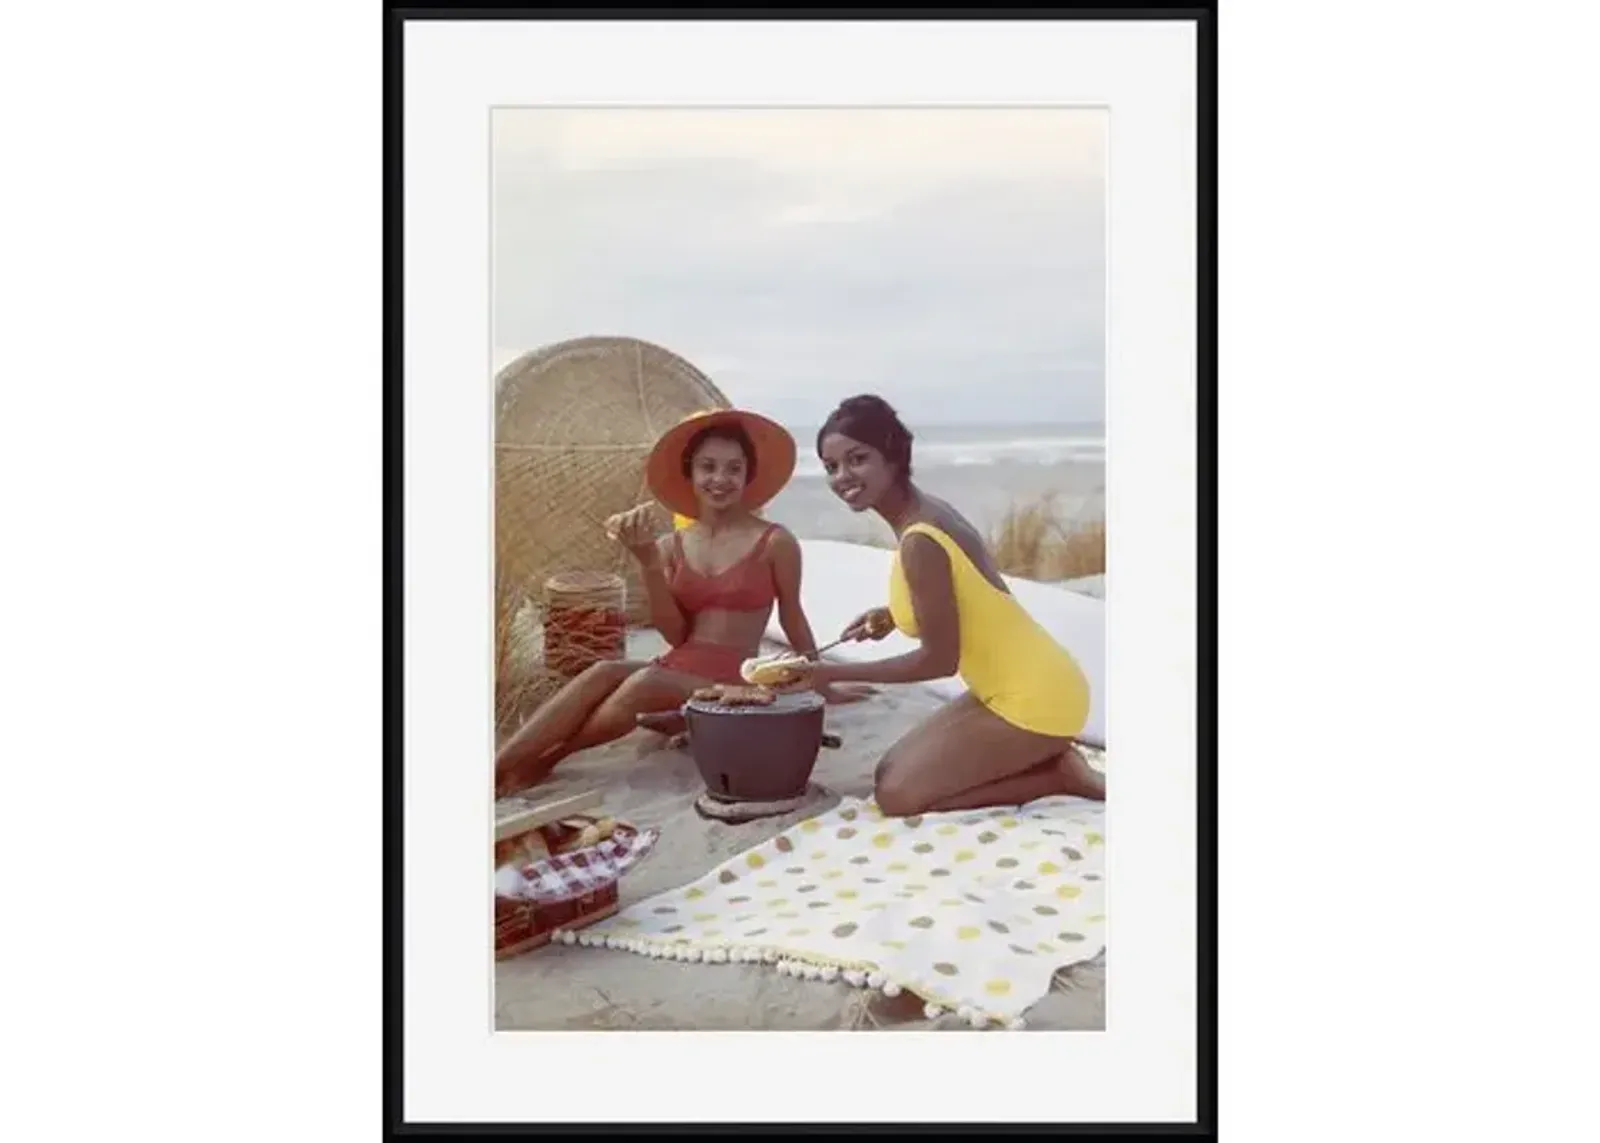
907,756 -> 1066,813
520,665 -> 710,783
495,660 -> 641,794
915,745 -> 1104,813
871,694 -> 1100,817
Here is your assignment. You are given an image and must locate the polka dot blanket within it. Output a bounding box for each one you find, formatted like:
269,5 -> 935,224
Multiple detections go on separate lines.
557,795 -> 1106,1029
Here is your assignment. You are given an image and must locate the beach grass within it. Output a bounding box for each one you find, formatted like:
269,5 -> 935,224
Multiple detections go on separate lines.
494,565 -> 532,733
495,565 -> 563,741
989,493 -> 1105,582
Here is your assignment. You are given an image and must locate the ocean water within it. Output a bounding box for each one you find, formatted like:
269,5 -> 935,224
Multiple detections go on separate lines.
763,422 -> 1105,545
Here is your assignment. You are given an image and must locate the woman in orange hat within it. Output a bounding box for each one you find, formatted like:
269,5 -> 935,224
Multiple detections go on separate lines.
495,409 -> 849,796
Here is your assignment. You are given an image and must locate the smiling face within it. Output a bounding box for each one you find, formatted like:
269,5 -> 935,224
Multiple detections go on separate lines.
819,432 -> 897,512
688,434 -> 751,513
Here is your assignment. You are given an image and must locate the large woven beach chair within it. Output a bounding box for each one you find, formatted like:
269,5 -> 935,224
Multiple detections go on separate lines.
494,333 -> 730,625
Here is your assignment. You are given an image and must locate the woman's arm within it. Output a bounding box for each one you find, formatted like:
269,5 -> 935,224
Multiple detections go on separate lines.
768,527 -> 820,657
814,533 -> 960,686
631,535 -> 690,646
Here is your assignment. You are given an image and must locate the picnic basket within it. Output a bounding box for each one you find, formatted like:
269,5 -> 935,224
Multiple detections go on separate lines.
494,788 -> 658,959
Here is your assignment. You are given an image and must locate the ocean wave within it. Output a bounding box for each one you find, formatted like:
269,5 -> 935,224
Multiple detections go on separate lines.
791,436 -> 1104,478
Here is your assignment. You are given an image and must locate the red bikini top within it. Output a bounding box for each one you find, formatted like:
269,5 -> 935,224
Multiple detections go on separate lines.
666,524 -> 780,615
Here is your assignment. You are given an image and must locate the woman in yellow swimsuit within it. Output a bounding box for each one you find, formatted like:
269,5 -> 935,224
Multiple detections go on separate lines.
789,395 -> 1103,817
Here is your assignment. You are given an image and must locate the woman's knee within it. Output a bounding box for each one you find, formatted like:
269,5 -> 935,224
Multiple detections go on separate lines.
873,752 -> 930,818
608,666 -> 688,712
582,660 -> 636,687
611,665 -> 661,699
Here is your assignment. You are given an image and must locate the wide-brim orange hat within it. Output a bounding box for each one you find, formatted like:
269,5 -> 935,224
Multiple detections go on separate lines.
644,408 -> 797,521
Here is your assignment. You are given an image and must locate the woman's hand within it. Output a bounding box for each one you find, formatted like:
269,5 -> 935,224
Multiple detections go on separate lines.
841,606 -> 895,643
773,659 -> 876,705
605,502 -> 665,558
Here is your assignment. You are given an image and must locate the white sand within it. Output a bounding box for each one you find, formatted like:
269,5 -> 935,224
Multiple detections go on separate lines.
494,630 -> 1105,1031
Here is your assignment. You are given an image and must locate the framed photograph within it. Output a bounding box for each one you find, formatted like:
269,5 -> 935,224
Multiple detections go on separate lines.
389,8 -> 1215,1134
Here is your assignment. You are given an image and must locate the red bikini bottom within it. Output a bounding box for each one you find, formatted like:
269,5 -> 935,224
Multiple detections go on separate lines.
653,640 -> 749,685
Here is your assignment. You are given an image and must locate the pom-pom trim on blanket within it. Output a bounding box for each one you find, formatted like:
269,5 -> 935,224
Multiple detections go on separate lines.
551,927 -> 1031,1029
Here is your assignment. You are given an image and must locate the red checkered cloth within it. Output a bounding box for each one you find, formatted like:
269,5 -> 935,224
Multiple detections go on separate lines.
515,826 -> 660,905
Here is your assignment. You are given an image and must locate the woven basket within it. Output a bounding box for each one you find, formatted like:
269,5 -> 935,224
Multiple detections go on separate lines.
494,336 -> 730,628
543,570 -> 627,678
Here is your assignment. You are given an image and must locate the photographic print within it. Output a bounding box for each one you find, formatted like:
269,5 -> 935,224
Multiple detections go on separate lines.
490,106 -> 1112,1035
393,11 -> 1212,1132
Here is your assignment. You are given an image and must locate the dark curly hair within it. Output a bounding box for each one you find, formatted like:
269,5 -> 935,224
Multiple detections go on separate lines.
681,423 -> 758,483
816,394 -> 915,484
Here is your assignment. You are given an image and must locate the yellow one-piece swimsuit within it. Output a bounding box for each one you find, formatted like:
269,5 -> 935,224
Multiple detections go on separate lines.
887,522 -> 1090,739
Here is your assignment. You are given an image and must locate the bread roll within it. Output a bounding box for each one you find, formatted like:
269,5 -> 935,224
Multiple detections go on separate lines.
740,653 -> 806,686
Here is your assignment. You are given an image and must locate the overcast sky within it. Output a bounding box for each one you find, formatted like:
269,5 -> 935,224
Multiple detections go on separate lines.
492,107 -> 1105,428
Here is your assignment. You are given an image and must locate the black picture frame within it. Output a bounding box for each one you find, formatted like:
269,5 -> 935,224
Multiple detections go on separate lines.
385,6 -> 1217,1136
